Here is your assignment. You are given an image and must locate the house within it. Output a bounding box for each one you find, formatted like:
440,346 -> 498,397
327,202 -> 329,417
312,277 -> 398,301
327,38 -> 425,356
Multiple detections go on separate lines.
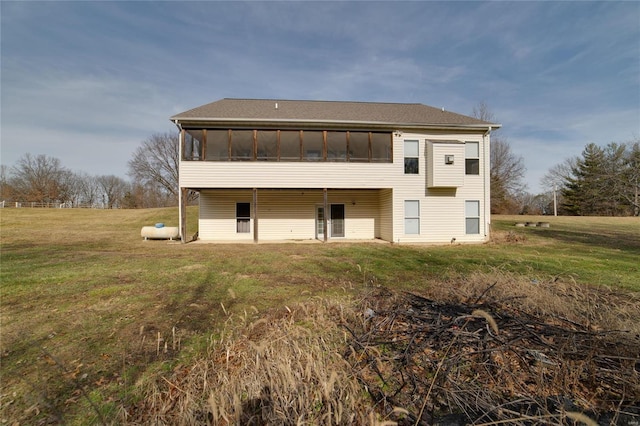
171,98 -> 500,244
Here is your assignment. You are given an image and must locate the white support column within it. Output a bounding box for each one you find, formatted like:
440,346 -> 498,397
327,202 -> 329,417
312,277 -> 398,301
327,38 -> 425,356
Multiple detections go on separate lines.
253,188 -> 258,243
178,129 -> 185,242
323,188 -> 328,243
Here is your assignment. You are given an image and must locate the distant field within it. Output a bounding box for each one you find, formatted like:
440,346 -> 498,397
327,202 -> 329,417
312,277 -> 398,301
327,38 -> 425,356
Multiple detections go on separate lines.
1,208 -> 638,424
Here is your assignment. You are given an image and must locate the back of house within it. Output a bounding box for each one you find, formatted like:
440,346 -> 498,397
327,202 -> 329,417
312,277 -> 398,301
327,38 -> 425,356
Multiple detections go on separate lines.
171,98 -> 499,244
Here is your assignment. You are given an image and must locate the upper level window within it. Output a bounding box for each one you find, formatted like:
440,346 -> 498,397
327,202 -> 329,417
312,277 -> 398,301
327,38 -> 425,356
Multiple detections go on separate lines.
280,131 -> 302,161
303,131 -> 324,161
327,131 -> 347,161
404,140 -> 419,174
184,130 -> 203,160
231,130 -> 254,161
207,130 -> 229,160
257,130 -> 278,161
465,142 -> 479,175
371,132 -> 392,162
349,132 -> 370,162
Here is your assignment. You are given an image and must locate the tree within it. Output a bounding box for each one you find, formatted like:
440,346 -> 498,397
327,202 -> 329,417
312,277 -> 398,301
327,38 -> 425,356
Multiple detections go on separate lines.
96,175 -> 128,209
128,133 -> 182,206
562,143 -> 606,215
0,165 -> 14,202
472,102 -> 526,213
541,157 -> 578,215
622,140 -> 640,216
541,157 -> 577,190
560,141 -> 638,216
71,172 -> 102,207
8,154 -> 74,204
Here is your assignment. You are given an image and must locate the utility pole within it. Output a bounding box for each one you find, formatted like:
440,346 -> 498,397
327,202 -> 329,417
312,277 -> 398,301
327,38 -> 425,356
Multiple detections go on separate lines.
553,184 -> 558,217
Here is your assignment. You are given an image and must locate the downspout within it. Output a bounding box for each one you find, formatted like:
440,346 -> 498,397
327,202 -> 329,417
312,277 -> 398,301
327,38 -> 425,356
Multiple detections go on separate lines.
483,126 -> 492,240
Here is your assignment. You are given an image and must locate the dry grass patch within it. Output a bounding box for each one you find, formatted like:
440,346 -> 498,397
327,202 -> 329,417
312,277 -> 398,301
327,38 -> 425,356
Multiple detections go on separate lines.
431,270 -> 640,335
124,297 -> 384,425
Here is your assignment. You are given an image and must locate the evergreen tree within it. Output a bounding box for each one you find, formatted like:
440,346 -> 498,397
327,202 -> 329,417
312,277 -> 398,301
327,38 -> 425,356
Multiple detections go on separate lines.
601,143 -> 628,215
562,143 -> 606,215
621,140 -> 640,216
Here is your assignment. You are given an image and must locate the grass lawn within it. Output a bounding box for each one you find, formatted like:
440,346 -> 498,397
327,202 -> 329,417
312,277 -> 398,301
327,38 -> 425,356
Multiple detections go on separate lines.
1,208 -> 638,424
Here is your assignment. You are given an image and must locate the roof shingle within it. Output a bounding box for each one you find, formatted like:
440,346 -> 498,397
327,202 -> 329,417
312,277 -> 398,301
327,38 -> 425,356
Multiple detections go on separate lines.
171,98 -> 499,129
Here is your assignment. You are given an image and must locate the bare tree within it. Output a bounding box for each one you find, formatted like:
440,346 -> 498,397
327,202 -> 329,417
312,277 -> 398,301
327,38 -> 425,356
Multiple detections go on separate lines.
8,154 -> 73,204
71,172 -> 102,207
96,175 -> 129,209
540,157 -> 578,191
128,133 -> 181,205
619,139 -> 640,216
472,103 -> 526,213
0,165 -> 13,202
472,101 -> 494,124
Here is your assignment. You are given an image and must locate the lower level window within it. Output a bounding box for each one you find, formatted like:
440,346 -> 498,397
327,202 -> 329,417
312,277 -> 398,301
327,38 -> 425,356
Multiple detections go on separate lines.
236,202 -> 250,233
465,200 -> 480,234
404,200 -> 420,234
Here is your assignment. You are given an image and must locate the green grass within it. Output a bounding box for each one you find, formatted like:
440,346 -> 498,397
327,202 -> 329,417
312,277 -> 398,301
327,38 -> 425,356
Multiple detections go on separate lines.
1,208 -> 638,424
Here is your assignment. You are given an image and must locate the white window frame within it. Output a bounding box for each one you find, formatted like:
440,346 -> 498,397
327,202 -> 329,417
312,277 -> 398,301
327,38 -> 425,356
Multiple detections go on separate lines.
465,142 -> 480,175
465,200 -> 480,234
404,200 -> 420,234
404,140 -> 419,174
236,202 -> 251,233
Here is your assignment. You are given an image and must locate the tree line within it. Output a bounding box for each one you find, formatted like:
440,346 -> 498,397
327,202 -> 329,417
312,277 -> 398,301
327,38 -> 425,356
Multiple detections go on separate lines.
1,133 -> 183,208
542,141 -> 639,216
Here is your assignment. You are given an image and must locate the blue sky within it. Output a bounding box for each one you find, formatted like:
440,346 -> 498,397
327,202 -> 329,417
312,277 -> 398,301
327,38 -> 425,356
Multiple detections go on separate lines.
2,1 -> 638,193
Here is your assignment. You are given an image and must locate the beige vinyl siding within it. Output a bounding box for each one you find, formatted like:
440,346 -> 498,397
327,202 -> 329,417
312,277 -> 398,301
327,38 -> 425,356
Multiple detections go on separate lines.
199,190 -> 255,241
426,141 -> 465,188
389,132 -> 488,243
379,189 -> 393,241
199,189 -> 381,241
180,162 -> 395,189
332,190 -> 378,239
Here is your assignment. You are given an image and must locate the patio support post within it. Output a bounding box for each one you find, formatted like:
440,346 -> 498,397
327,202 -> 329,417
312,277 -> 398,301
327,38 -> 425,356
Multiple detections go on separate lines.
180,187 -> 188,243
253,188 -> 258,243
323,188 -> 328,243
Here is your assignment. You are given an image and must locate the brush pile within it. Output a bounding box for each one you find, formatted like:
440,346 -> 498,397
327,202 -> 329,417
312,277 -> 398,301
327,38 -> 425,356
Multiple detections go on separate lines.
345,284 -> 640,425
125,273 -> 639,425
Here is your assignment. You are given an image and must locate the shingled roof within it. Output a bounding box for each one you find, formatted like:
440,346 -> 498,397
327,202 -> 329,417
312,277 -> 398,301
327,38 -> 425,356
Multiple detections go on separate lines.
171,98 -> 500,130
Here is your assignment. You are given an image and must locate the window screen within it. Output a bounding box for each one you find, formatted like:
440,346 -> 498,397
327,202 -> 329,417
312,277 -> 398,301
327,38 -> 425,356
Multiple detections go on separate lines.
231,130 -> 254,160
207,130 -> 229,160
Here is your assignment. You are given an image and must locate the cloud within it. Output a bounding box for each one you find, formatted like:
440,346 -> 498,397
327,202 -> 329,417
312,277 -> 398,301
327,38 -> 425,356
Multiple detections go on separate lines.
1,65 -> 176,176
